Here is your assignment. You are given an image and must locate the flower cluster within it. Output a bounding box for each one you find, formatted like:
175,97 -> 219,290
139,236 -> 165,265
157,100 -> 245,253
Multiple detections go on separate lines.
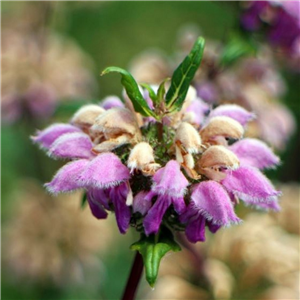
33,37 -> 282,285
33,87 -> 281,244
240,1 -> 300,71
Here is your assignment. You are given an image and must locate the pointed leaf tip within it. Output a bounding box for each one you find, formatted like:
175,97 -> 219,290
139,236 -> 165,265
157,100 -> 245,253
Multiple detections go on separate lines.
130,227 -> 181,287
166,37 -> 205,112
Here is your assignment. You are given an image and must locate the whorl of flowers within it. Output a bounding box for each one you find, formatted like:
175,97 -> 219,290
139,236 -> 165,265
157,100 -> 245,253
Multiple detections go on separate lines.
33,37 -> 281,286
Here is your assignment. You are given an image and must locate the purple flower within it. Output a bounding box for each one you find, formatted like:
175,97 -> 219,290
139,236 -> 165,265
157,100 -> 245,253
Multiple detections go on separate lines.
32,123 -> 81,149
45,159 -> 90,195
143,161 -> 189,235
240,1 -> 300,56
86,188 -> 109,219
246,198 -> 281,212
208,104 -> 255,127
268,7 -> 300,52
184,97 -> 210,125
133,191 -> 152,215
100,96 -> 124,110
87,182 -> 132,233
240,1 -> 269,31
221,166 -> 281,204
48,132 -> 95,160
197,81 -> 219,104
77,153 -> 132,233
180,181 -> 241,243
77,153 -> 130,189
229,138 -> 280,169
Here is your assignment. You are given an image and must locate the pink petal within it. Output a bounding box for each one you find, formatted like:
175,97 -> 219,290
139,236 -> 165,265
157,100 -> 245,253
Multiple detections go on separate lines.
87,188 -> 110,210
133,191 -> 152,215
100,96 -> 124,110
229,138 -> 280,169
190,181 -> 241,226
143,195 -> 172,235
209,104 -> 255,126
197,81 -> 218,104
109,183 -> 131,234
246,199 -> 281,212
221,166 -> 281,203
87,191 -> 108,219
77,153 -> 130,189
185,98 -> 210,125
45,159 -> 89,195
48,132 -> 94,159
185,216 -> 206,243
152,160 -> 189,197
32,123 -> 81,149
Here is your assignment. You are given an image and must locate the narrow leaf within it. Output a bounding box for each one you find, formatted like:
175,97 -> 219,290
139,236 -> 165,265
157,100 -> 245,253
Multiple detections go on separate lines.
101,67 -> 156,117
130,227 -> 181,287
157,78 -> 170,104
140,83 -> 157,103
165,37 -> 205,112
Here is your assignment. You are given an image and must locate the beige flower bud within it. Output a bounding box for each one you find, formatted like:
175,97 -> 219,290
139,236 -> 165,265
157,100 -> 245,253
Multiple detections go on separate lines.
91,107 -> 141,142
196,145 -> 239,181
175,122 -> 202,154
198,145 -> 240,170
200,116 -> 244,144
92,134 -> 132,154
71,105 -> 105,129
127,142 -> 160,176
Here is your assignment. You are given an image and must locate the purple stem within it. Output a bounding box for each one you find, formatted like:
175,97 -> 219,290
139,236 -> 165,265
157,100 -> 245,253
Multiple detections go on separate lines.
121,251 -> 144,300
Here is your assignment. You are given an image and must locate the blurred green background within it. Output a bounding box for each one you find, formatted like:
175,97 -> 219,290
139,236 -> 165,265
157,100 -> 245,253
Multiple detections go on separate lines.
1,2 -> 299,300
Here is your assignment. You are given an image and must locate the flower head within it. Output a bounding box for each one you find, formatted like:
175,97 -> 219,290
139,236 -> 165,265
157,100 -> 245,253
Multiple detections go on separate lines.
33,36 -> 282,287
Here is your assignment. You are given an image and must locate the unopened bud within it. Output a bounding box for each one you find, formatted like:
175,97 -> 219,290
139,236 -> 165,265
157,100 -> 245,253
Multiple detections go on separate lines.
91,107 -> 141,140
175,122 -> 202,154
128,142 -> 160,176
196,145 -> 239,181
200,116 -> 244,144
198,145 -> 240,170
71,105 -> 105,129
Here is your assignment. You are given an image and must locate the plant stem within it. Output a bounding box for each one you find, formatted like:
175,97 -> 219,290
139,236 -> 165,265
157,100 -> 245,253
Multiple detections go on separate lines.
121,251 -> 144,300
157,121 -> 163,142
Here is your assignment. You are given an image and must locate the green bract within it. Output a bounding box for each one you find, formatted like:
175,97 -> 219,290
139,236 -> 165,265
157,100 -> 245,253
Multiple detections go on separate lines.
130,226 -> 181,287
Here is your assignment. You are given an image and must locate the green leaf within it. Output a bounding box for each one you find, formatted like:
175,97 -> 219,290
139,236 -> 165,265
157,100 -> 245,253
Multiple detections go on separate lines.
219,34 -> 256,67
139,83 -> 157,104
81,192 -> 87,209
157,78 -> 170,104
101,67 -> 156,118
165,37 -> 205,112
130,226 -> 181,287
